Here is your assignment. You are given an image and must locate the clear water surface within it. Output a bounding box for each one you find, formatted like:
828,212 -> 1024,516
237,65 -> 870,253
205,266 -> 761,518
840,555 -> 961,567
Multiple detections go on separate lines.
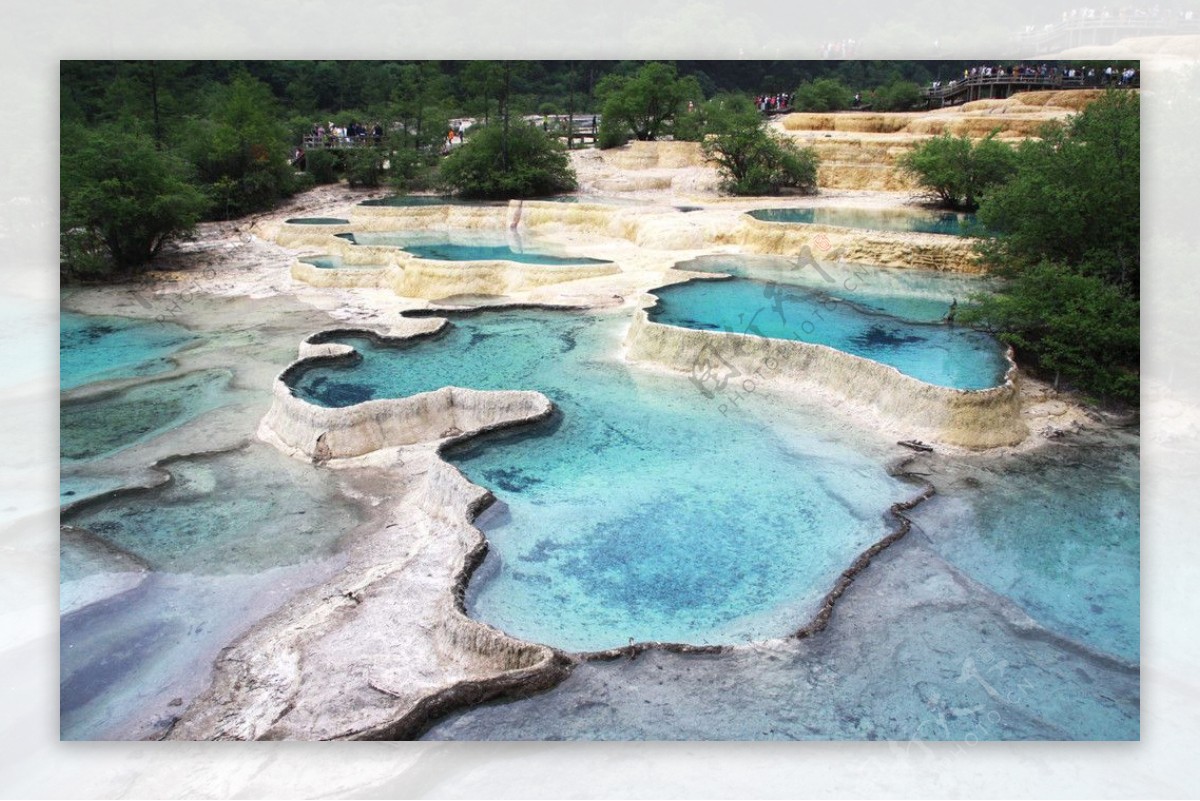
650,273 -> 1008,390
749,207 -> 983,236
284,217 -> 349,225
288,307 -> 909,652
349,231 -> 612,266
61,311 -> 194,391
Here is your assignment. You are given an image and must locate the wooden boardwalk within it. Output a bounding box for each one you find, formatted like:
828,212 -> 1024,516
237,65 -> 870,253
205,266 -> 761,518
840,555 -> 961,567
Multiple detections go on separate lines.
923,74 -> 1138,108
1015,14 -> 1200,56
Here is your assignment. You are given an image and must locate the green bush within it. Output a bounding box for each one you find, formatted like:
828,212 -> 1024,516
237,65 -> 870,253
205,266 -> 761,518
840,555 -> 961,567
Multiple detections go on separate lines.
896,131 -> 1017,210
345,147 -> 384,187
702,107 -> 819,196
291,170 -> 316,194
305,149 -> 341,184
439,123 -> 576,199
870,80 -> 923,111
597,117 -> 631,149
960,262 -> 1139,403
673,94 -> 755,142
792,78 -> 853,112
61,123 -> 208,275
387,148 -> 438,193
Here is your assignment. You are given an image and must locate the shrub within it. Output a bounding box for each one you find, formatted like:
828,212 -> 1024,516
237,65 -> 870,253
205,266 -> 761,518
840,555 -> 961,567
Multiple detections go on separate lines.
439,123 -> 576,199
305,149 -> 341,184
897,131 -> 1017,210
61,123 -> 208,275
870,80 -> 923,111
345,147 -> 384,188
291,170 -> 316,193
960,262 -> 1139,403
792,78 -> 853,112
387,148 -> 438,193
703,108 -> 819,196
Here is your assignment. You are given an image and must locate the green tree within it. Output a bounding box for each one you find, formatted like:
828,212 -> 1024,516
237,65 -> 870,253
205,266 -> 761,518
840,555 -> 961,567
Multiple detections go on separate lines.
960,91 -> 1141,404
304,149 -> 340,184
61,123 -> 208,276
870,80 -> 923,111
897,131 -> 1018,211
960,262 -> 1139,402
391,62 -> 453,153
344,147 -> 385,188
792,78 -> 853,112
439,123 -> 576,199
178,74 -> 297,218
673,93 -> 752,142
595,62 -> 702,145
701,98 -> 819,196
978,91 -> 1140,295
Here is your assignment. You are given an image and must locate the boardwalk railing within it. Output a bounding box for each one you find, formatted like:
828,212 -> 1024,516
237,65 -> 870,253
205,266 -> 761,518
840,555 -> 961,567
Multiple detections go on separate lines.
922,72 -> 1137,107
301,134 -> 383,150
1015,14 -> 1200,54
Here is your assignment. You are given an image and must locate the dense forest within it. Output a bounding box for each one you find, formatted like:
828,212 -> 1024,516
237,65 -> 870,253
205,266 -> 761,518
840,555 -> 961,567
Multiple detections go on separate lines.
60,59 -> 1139,405
61,60 -> 962,127
60,59 -> 960,275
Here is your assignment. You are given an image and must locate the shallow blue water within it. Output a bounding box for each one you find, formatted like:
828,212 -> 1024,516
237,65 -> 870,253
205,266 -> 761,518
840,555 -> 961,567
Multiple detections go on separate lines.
350,231 -> 611,266
678,255 -> 994,325
358,195 -> 495,207
911,442 -> 1140,662
289,309 -> 907,651
650,277 -> 1009,390
60,445 -> 360,739
298,255 -> 383,271
61,312 -> 194,391
58,309 -> 363,740
61,369 -> 232,463
749,207 -> 982,236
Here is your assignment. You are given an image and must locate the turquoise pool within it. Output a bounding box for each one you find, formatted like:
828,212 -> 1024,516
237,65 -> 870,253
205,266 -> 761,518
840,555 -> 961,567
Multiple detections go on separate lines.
358,195 -> 493,207
60,312 -> 194,391
749,207 -> 982,236
288,307 -> 909,652
649,274 -> 1009,390
348,231 -> 612,266
298,255 -> 383,270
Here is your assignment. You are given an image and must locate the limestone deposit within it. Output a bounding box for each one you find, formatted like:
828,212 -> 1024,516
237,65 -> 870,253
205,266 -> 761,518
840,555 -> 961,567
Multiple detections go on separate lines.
113,98 -> 1118,739
167,446 -> 569,741
774,89 -> 1123,191
625,296 -> 1027,450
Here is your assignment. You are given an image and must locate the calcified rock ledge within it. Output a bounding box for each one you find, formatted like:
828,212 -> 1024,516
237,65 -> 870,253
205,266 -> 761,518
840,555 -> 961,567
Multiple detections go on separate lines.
734,215 -> 980,272
625,290 -> 1026,450
169,315 -> 952,740
262,325 -> 555,461
283,199 -> 982,292
168,325 -> 571,741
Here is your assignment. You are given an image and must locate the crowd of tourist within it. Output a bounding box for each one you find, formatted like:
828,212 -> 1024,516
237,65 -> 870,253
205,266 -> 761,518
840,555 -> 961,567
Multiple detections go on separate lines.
819,39 -> 858,59
307,121 -> 384,148
927,63 -> 1139,92
755,92 -> 792,112
1023,4 -> 1197,33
